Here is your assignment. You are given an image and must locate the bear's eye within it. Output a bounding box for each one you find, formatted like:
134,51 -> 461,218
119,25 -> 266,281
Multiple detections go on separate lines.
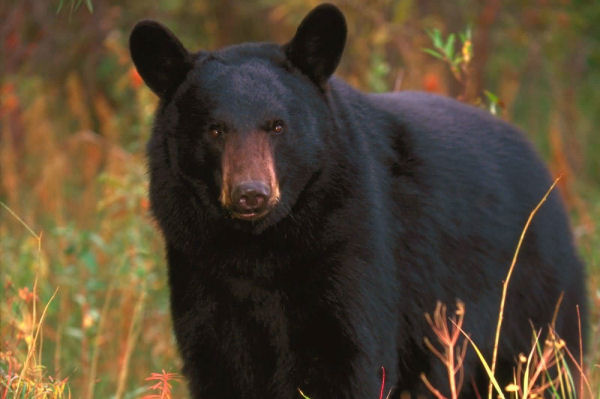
271,120 -> 284,135
209,125 -> 224,139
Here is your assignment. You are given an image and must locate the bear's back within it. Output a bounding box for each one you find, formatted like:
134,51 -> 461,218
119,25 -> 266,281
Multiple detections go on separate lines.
363,89 -> 585,356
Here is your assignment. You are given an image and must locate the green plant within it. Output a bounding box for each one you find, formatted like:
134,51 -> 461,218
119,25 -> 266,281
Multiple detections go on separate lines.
423,27 -> 472,91
56,0 -> 93,14
423,26 -> 504,115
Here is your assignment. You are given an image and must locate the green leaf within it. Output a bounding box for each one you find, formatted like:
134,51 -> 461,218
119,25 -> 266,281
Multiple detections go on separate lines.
445,33 -> 455,60
422,48 -> 444,60
464,25 -> 473,42
85,0 -> 93,12
484,91 -> 499,115
484,90 -> 499,104
81,250 -> 98,273
426,28 -> 443,49
459,26 -> 472,43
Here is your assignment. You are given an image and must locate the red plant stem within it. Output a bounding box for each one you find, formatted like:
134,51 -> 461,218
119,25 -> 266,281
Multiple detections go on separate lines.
379,366 -> 386,399
577,305 -> 583,397
1,377 -> 8,399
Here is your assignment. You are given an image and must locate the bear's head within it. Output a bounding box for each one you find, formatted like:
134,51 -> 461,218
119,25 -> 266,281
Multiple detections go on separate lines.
130,4 -> 347,233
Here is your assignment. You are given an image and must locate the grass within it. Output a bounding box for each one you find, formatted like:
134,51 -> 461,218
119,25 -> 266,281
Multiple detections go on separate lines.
412,178 -> 598,399
1,39 -> 186,395
1,183 -> 183,399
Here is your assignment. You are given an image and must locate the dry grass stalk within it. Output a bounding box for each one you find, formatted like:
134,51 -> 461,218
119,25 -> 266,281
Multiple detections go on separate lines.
421,300 -> 468,399
114,284 -> 147,399
84,275 -> 117,399
488,177 -> 561,399
141,370 -> 181,399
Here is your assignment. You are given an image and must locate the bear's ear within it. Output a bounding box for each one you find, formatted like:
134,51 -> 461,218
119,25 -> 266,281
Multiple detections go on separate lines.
129,20 -> 193,98
283,3 -> 347,88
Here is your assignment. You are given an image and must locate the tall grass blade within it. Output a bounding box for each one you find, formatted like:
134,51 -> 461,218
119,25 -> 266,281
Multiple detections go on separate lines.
488,177 -> 561,399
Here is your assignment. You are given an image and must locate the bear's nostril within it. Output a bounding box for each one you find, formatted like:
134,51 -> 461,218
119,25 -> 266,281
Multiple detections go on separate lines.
239,193 -> 265,209
231,181 -> 271,215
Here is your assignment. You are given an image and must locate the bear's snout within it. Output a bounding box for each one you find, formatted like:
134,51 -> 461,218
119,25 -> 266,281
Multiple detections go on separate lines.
219,130 -> 280,221
230,181 -> 271,219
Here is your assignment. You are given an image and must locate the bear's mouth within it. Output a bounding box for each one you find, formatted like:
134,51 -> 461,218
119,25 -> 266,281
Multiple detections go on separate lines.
230,209 -> 270,222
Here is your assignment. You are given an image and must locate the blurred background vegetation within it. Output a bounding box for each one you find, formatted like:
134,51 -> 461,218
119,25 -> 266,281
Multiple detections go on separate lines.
1,0 -> 599,397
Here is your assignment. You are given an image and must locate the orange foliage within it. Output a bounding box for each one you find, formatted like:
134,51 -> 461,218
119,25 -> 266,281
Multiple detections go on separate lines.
423,72 -> 442,93
129,67 -> 144,89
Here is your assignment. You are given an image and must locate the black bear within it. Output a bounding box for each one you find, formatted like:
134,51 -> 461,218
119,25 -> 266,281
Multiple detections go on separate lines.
130,4 -> 586,399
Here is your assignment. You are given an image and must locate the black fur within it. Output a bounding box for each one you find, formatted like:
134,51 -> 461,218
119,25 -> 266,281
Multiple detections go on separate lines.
130,4 -> 587,398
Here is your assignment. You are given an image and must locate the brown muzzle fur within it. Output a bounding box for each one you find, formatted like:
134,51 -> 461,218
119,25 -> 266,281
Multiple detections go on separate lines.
220,131 -> 280,220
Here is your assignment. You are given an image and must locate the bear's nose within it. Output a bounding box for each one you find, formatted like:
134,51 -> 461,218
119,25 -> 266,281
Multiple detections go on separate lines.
231,181 -> 271,216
